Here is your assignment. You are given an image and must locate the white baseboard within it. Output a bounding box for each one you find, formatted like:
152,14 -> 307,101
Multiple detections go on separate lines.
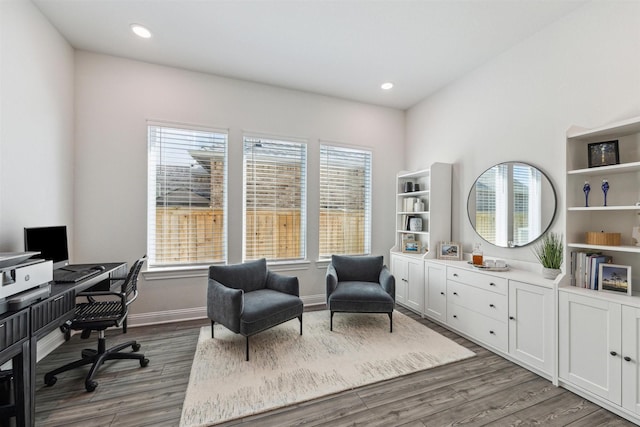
34,294 -> 327,359
127,294 -> 327,327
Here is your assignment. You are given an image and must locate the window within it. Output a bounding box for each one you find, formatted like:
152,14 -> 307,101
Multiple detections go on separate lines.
319,145 -> 371,257
243,136 -> 307,261
147,124 -> 227,267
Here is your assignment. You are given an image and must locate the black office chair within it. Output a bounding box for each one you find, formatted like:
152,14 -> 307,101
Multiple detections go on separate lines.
44,256 -> 149,392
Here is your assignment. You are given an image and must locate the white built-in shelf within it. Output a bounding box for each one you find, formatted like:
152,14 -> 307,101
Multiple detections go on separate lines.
398,190 -> 429,197
398,211 -> 430,215
567,242 -> 640,254
397,230 -> 429,235
398,169 -> 430,179
568,205 -> 640,211
567,115 -> 640,140
567,161 -> 640,176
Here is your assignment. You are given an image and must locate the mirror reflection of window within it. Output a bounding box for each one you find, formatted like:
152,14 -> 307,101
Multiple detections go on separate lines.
469,162 -> 555,248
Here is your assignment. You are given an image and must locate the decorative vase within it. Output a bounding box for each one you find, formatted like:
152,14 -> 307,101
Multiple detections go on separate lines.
542,267 -> 561,280
583,181 -> 590,207
409,217 -> 423,232
602,179 -> 609,206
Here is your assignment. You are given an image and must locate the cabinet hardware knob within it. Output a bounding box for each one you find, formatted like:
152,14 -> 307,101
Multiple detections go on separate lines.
489,330 -> 495,335
489,304 -> 495,308
453,292 -> 458,296
489,283 -> 496,286
610,351 -> 618,356
453,315 -> 457,318
509,316 -> 515,320
624,356 -> 632,362
453,273 -> 458,277
440,292 -> 445,295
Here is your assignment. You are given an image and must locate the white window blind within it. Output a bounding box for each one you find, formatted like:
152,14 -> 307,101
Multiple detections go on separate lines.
243,136 -> 307,261
319,145 -> 371,257
148,125 -> 227,267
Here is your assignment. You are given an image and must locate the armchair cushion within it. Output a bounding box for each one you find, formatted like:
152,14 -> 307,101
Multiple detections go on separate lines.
331,255 -> 383,283
328,281 -> 394,313
241,289 -> 303,336
209,258 -> 267,293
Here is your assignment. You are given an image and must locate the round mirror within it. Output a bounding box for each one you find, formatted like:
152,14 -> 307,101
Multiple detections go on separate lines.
467,162 -> 556,248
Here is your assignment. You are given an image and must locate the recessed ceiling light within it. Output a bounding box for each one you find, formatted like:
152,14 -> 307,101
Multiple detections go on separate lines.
131,24 -> 152,39
381,82 -> 394,90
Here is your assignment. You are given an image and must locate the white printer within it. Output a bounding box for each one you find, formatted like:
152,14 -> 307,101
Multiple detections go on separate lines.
0,252 -> 52,314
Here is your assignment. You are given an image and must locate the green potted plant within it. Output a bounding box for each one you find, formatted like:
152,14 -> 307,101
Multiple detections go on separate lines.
533,232 -> 563,279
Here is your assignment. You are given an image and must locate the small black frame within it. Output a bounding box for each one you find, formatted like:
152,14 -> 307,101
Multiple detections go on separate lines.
588,140 -> 619,168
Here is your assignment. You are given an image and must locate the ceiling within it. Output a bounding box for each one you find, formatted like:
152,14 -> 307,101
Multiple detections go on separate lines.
33,0 -> 587,110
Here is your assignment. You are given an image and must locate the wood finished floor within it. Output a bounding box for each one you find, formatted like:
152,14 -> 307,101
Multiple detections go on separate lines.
34,307 -> 636,427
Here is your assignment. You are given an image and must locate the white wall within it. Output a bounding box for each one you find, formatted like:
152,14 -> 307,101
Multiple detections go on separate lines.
73,52 -> 404,321
0,0 -> 74,251
406,1 -> 640,264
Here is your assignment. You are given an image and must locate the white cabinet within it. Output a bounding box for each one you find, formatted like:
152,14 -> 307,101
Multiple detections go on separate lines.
559,291 -> 622,404
622,305 -> 640,415
390,253 -> 424,313
508,280 -> 554,375
424,261 -> 446,322
446,267 -> 508,352
422,261 -> 555,378
391,163 -> 451,259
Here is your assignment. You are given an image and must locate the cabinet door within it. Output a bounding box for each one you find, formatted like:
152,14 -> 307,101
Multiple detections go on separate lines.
622,305 -> 640,414
424,261 -> 446,322
405,258 -> 424,313
559,291 -> 621,404
508,281 -> 554,375
391,255 -> 407,306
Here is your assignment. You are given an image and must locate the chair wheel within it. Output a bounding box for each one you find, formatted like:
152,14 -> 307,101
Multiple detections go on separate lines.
140,358 -> 149,367
132,343 -> 141,352
85,380 -> 98,392
44,374 -> 57,387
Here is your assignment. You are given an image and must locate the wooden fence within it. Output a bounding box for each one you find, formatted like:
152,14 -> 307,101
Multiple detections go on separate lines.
154,208 -> 365,263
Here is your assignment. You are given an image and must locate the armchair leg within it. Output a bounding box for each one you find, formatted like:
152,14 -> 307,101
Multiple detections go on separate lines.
388,312 -> 393,333
211,321 -> 215,339
330,311 -> 334,331
245,336 -> 249,362
298,315 -> 303,335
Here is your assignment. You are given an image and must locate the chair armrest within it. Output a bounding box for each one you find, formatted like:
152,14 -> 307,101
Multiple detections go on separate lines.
77,290 -> 127,308
326,264 -> 338,302
379,266 -> 395,301
207,279 -> 243,333
266,271 -> 299,296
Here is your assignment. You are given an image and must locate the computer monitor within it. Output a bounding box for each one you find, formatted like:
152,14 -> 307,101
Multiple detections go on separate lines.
24,225 -> 69,270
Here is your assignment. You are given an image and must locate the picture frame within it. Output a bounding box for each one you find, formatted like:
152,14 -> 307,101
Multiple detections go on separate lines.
598,263 -> 632,295
402,239 -> 421,254
588,140 -> 619,168
438,241 -> 461,260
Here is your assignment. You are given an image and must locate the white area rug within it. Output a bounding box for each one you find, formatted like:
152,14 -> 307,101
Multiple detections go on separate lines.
180,310 -> 475,427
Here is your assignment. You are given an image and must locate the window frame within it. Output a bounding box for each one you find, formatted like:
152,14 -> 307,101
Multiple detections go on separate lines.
318,143 -> 372,259
147,122 -> 228,268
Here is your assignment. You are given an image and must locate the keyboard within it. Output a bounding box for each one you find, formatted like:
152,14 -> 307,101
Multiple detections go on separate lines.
53,268 -> 101,284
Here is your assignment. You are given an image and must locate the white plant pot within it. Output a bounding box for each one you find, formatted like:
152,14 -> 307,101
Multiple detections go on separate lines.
542,267 -> 561,280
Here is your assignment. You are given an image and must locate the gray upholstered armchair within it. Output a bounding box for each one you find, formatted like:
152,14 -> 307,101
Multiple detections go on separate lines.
326,255 -> 395,332
207,258 -> 304,361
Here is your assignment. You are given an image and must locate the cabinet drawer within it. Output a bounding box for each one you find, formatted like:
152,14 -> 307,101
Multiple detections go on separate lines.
447,302 -> 507,352
0,309 -> 29,352
447,280 -> 507,322
447,266 -> 507,295
31,289 -> 75,336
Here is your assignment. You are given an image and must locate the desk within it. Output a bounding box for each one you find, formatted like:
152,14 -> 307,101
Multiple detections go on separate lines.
0,262 -> 127,427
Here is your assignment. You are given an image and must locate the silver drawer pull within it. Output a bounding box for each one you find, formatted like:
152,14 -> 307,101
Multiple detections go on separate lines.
53,295 -> 65,302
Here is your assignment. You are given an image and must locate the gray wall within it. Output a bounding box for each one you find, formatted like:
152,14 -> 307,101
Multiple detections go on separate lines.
0,0 -> 75,250
406,1 -> 640,264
